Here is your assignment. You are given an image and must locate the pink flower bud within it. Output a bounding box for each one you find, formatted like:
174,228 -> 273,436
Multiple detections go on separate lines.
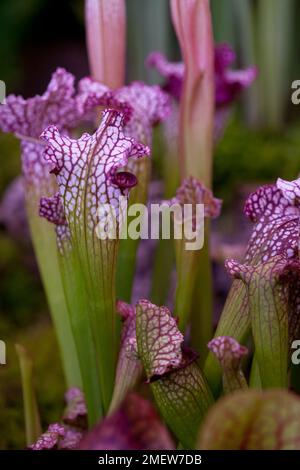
170,0 -> 214,185
85,0 -> 126,89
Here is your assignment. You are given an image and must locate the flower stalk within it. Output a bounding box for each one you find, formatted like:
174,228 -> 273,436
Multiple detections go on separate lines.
170,0 -> 216,367
16,344 -> 42,446
85,0 -> 126,88
170,0 -> 215,185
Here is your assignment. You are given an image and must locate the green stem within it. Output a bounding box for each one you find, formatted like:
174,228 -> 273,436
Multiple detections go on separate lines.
127,0 -> 172,83
233,0 -> 260,127
163,145 -> 180,201
116,238 -> 138,302
211,0 -> 236,46
249,355 -> 262,389
71,235 -> 119,420
204,280 -> 251,397
151,237 -> 174,305
59,254 -> 104,425
257,0 -> 293,129
151,133 -> 178,307
117,157 -> 151,302
248,267 -> 289,388
190,224 -> 213,366
27,203 -> 82,389
174,247 -> 200,332
16,344 -> 42,446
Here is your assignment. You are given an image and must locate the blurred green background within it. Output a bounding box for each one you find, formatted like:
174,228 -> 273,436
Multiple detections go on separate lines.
0,0 -> 300,449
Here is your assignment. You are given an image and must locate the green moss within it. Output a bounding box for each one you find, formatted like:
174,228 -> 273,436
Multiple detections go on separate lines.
214,118 -> 300,204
